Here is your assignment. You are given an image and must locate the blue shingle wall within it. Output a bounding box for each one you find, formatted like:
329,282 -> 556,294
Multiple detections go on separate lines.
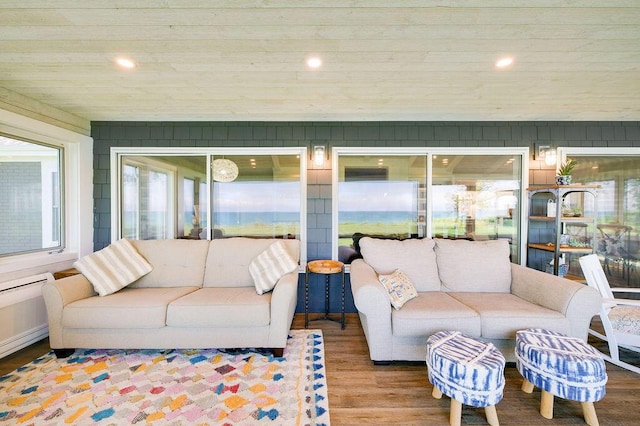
91,121 -> 640,313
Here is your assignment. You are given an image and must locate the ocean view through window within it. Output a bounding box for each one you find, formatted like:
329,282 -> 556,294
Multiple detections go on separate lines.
112,148 -> 306,262
333,148 -> 526,264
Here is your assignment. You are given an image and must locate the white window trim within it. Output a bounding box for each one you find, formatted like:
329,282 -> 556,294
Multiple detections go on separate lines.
111,147 -> 308,264
332,147 -> 529,265
0,109 -> 93,279
559,147 -> 640,162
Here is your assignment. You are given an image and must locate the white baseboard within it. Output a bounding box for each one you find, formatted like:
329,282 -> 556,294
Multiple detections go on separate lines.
0,325 -> 49,359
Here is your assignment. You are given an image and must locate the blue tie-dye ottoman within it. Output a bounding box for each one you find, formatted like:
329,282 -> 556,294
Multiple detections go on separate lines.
426,330 -> 505,426
515,328 -> 607,426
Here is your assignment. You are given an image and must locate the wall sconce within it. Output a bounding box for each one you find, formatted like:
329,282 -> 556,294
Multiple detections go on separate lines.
544,149 -> 557,166
536,144 -> 557,166
313,145 -> 325,166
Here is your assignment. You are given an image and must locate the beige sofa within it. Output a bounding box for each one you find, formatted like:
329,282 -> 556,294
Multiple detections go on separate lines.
349,237 -> 601,363
42,238 -> 300,358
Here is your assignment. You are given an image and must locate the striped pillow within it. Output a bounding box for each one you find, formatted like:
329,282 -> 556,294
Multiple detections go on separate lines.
74,239 -> 153,296
249,241 -> 298,295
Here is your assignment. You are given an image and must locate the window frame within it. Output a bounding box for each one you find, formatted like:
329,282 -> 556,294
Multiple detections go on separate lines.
0,110 -> 93,278
0,134 -> 64,257
111,146 -> 308,264
332,146 -> 529,265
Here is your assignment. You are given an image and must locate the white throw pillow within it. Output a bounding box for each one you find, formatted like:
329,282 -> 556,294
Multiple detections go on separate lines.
378,269 -> 418,310
74,238 -> 153,296
249,241 -> 298,295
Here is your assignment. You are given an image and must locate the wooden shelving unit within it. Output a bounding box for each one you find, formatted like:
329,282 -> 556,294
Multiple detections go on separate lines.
527,184 -> 599,277
527,243 -> 594,254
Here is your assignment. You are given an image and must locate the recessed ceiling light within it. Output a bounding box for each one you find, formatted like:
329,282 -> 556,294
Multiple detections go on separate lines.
495,57 -> 514,68
306,56 -> 322,69
115,57 -> 136,69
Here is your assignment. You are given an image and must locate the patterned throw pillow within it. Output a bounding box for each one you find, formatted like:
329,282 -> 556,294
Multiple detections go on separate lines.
249,241 -> 298,295
378,269 -> 418,310
609,306 -> 640,335
74,238 -> 153,296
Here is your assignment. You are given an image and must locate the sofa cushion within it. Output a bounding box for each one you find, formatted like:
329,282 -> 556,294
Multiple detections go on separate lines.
450,292 -> 571,339
129,239 -> 210,288
378,269 -> 418,310
167,288 -> 271,327
359,237 -> 441,292
249,241 -> 298,294
203,238 -> 300,288
435,239 -> 512,293
62,287 -> 199,329
392,292 -> 481,337
73,238 -> 153,296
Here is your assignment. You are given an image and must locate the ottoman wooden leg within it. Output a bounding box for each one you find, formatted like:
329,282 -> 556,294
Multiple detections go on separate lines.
521,379 -> 534,394
450,398 -> 462,426
485,405 -> 500,426
581,402 -> 599,426
432,386 -> 443,399
540,390 -> 554,419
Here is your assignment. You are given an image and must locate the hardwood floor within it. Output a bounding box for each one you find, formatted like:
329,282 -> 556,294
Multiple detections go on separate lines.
312,314 -> 640,426
2,314 -> 639,425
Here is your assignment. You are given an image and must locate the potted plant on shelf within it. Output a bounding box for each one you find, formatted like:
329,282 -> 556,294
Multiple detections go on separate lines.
556,159 -> 577,185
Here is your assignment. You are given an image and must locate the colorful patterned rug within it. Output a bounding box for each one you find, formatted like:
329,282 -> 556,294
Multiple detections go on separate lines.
0,330 -> 329,425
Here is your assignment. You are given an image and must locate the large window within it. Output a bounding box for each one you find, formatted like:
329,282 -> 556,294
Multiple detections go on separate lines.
432,154 -> 522,250
560,148 -> 640,287
337,155 -> 426,248
334,148 -> 527,264
211,154 -> 302,239
112,148 -> 307,261
0,135 -> 62,256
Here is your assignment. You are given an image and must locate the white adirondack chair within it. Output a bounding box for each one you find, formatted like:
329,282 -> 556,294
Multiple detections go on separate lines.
579,254 -> 640,374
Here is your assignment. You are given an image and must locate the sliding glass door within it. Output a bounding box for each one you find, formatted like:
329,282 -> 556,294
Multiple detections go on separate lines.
334,148 -> 527,264
560,148 -> 640,287
211,154 -> 302,240
432,154 -> 521,248
337,155 -> 426,246
112,147 -> 307,262
121,157 -> 177,240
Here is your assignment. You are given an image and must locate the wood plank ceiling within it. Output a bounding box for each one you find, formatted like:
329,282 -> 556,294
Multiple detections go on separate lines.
0,1 -> 639,122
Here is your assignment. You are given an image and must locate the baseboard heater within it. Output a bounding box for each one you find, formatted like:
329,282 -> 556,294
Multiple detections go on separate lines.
0,272 -> 53,359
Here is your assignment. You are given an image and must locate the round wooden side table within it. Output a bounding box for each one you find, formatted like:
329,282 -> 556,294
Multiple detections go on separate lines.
305,259 -> 345,329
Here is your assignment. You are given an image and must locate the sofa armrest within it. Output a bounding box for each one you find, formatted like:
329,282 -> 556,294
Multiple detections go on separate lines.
268,270 -> 299,348
510,263 -> 601,339
350,259 -> 390,315
349,259 -> 393,361
41,274 -> 97,348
